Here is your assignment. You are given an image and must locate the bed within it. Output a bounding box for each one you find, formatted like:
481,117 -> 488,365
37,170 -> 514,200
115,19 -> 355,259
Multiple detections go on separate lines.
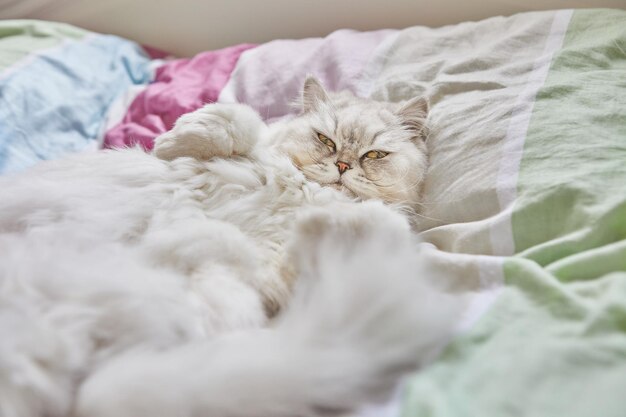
1,8 -> 625,416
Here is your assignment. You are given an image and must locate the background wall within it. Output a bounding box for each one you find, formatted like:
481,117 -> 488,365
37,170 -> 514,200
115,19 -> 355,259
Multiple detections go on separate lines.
1,0 -> 624,56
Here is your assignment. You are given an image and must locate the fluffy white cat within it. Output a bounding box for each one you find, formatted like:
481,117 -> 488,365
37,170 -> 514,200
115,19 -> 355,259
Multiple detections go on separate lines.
0,77 -> 457,417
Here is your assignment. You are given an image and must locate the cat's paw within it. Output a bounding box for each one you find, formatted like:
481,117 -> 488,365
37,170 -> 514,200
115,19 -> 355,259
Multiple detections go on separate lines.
294,201 -> 412,256
288,201 -> 413,279
153,103 -> 265,161
283,200 -> 458,394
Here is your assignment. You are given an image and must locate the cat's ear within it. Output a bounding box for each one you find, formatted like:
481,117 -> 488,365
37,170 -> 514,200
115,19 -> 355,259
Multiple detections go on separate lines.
302,76 -> 330,113
395,96 -> 429,141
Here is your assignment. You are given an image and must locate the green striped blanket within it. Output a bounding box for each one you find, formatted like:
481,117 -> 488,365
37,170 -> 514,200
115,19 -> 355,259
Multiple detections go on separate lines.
387,8 -> 626,417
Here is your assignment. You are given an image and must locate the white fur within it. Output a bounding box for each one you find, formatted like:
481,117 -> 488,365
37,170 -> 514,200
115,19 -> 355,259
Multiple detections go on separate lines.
0,99 -> 456,417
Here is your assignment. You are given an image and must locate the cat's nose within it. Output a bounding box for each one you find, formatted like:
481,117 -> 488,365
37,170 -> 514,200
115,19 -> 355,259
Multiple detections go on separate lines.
335,161 -> 351,175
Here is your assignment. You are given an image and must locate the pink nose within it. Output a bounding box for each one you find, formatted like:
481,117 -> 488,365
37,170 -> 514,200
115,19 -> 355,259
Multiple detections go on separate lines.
336,161 -> 351,175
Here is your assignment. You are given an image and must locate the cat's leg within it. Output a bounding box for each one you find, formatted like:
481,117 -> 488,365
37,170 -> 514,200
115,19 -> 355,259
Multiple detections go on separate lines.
153,103 -> 266,161
75,201 -> 459,417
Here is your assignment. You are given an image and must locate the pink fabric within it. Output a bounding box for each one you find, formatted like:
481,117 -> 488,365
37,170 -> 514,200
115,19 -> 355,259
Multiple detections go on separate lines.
140,44 -> 172,60
103,43 -> 256,150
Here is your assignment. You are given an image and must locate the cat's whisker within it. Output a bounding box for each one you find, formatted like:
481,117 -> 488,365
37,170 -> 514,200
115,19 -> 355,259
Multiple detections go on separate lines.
408,208 -> 448,223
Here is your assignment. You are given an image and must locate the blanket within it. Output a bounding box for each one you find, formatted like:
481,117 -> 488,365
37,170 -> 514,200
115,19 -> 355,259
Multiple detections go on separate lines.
0,9 -> 625,416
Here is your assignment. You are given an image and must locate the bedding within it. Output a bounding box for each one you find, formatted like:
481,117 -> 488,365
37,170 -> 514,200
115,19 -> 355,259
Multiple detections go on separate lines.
1,8 -> 625,417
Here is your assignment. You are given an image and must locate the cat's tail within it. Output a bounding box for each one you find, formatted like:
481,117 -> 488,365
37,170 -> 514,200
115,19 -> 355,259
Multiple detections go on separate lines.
77,202 -> 459,417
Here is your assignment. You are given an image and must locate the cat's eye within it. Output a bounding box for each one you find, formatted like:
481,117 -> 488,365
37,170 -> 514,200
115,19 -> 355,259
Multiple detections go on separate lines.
363,150 -> 389,159
317,133 -> 336,151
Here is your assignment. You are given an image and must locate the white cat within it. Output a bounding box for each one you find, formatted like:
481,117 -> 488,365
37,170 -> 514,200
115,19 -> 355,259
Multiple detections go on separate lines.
0,77 -> 456,417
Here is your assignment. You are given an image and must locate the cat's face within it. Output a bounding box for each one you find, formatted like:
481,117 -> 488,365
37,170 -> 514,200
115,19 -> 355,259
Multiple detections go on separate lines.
274,77 -> 429,207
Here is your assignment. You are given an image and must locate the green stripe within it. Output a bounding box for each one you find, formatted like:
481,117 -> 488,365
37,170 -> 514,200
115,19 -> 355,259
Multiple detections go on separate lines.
0,20 -> 87,73
498,9 -> 626,415
512,9 -> 626,261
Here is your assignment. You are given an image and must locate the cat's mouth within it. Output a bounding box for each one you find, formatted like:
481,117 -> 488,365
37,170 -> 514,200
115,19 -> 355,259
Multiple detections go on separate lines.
330,181 -> 357,198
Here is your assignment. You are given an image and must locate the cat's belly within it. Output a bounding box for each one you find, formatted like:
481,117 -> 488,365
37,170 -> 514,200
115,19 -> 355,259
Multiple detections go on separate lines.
165,154 -> 352,317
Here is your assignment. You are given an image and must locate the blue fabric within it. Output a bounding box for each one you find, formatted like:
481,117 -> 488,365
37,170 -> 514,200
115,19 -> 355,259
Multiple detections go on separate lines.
0,34 -> 152,174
